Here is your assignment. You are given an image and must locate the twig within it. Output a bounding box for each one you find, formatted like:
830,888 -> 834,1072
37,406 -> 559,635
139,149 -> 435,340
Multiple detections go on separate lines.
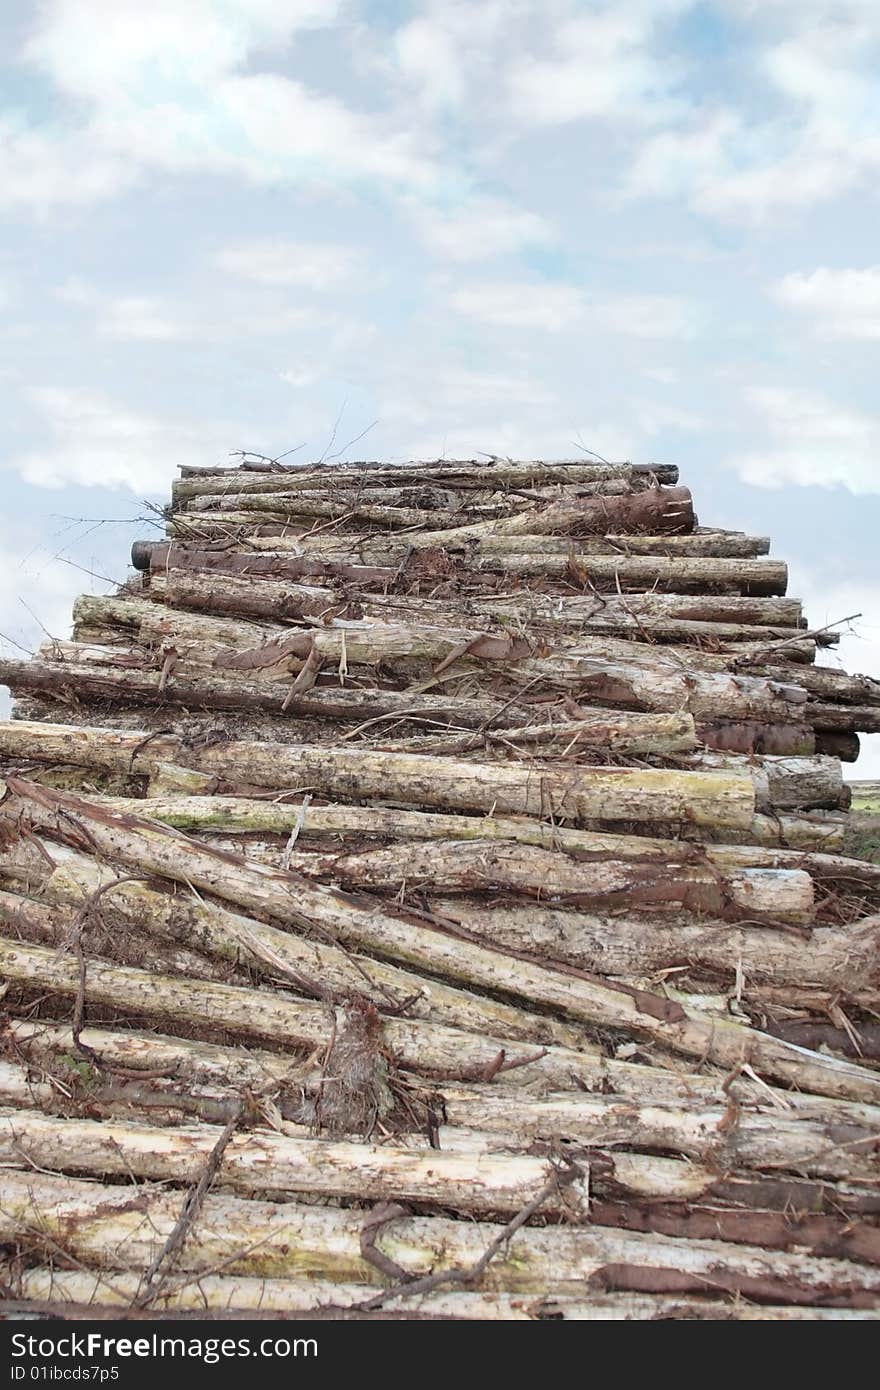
354,1157 -> 585,1311
133,1098 -> 246,1309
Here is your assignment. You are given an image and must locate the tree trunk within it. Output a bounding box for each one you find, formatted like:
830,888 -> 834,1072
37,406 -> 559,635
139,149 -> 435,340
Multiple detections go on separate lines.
2,1170 -> 878,1305
0,724 -> 757,828
0,1110 -> 589,1218
3,786 -> 878,1102
429,899 -> 879,992
8,1268 -> 872,1319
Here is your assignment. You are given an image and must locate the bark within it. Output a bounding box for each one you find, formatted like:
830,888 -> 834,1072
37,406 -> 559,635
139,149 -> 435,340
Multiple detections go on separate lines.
3,1170 -> 879,1305
429,899 -> 880,992
3,786 -> 878,1101
0,1110 -> 589,1217
765,1021 -> 880,1062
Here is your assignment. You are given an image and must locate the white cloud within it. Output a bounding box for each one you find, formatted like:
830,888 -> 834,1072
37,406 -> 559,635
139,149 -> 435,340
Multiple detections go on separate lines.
9,388 -> 234,493
8,0 -> 439,212
445,280 -> 696,337
406,195 -> 554,262
737,386 -> 880,494
0,119 -> 135,211
387,0 -> 514,111
627,5 -> 880,222
593,293 -> 698,339
507,4 -> 689,127
23,1 -> 340,97
213,240 -> 366,289
773,266 -> 880,339
55,279 -> 349,342
447,280 -> 584,330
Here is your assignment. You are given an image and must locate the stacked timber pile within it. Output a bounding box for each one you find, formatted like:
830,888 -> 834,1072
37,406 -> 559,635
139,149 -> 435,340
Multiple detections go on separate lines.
0,455 -> 879,1321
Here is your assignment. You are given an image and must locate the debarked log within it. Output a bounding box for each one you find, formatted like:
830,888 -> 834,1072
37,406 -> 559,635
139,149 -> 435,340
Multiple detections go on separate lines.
16,851 -> 586,1049
0,937 -> 615,1088
271,838 -> 816,923
0,722 -> 758,829
172,458 -> 678,494
0,1110 -> 589,1217
435,1087 -> 880,1182
2,1170 -> 879,1305
429,900 -> 879,992
180,484 -> 696,540
9,1269 -> 876,1319
2,786 -> 877,1100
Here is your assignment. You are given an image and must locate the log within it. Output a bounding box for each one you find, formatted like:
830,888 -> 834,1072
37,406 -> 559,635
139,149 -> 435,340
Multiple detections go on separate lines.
134,559 -> 804,631
0,722 -> 758,829
0,1110 -> 589,1217
0,937 -> 620,1089
435,1087 -> 879,1182
9,1018 -> 877,1141
3,1170 -> 879,1305
173,459 -> 679,494
24,850 -> 586,1049
8,1269 -> 874,1319
681,754 -> 845,812
181,484 -> 697,540
272,839 -> 816,924
698,722 -> 816,755
164,526 -> 789,595
430,900 -> 879,992
3,786 -> 878,1101
0,888 -> 243,986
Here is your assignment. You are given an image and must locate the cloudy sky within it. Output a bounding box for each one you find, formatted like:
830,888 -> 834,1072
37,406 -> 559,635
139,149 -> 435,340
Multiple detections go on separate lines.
2,0 -> 879,772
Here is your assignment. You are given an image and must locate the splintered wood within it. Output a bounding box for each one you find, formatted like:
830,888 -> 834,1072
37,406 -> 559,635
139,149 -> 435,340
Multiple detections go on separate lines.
0,456 -> 878,1322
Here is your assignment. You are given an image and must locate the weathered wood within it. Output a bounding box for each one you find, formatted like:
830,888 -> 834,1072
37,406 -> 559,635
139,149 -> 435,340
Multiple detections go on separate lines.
0,1110 -> 589,1217
8,1269 -> 875,1319
267,838 -> 815,924
0,888 -> 242,985
22,851 -> 586,1049
0,938 -> 622,1088
173,459 -> 679,493
3,1170 -> 879,1305
3,787 -> 877,1100
0,722 -> 757,829
181,484 -> 697,540
430,900 -> 879,992
164,526 -> 789,595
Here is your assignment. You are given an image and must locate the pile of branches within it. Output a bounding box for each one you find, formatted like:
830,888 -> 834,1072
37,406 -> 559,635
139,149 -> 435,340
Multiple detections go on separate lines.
0,456 -> 878,1321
